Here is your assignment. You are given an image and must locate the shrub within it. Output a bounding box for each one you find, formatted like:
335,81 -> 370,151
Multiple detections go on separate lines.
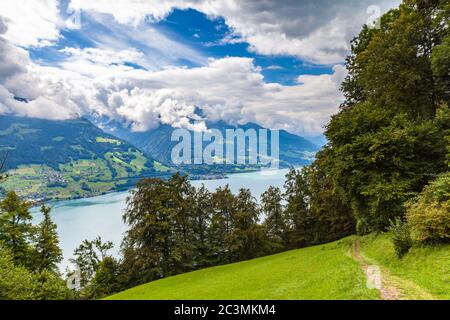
389,218 -> 413,259
407,173 -> 450,244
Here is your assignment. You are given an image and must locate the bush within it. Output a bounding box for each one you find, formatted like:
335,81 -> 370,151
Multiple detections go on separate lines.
389,218 -> 412,259
407,173 -> 450,244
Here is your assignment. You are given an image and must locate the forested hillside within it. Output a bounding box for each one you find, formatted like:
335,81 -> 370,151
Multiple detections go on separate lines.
0,116 -> 170,200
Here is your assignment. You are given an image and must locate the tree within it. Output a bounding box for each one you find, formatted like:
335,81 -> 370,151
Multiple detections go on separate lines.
70,237 -> 113,287
284,168 -> 315,246
121,175 -> 196,286
354,1 -> 448,118
227,188 -> 267,261
0,245 -> 37,300
321,0 -> 450,232
261,186 -> 289,250
167,173 -> 197,274
33,205 -> 62,272
207,185 -> 236,264
0,191 -> 34,266
191,185 -> 213,268
305,151 -> 356,243
90,256 -> 123,298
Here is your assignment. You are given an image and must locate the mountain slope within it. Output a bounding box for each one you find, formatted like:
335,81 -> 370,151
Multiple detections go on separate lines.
103,120 -> 318,174
0,116 -> 171,201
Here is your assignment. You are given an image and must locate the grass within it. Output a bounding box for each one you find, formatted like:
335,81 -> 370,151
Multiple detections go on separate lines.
96,137 -> 122,145
107,238 -> 379,300
107,233 -> 450,300
359,232 -> 450,300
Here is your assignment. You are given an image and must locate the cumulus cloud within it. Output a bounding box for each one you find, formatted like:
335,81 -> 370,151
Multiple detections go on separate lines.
7,52 -> 344,136
1,0 -> 369,136
0,0 -> 61,47
0,16 -> 79,120
69,0 -> 400,64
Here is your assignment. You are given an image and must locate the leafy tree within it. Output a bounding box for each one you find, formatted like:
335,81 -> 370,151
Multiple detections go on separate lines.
191,185 -> 213,268
325,103 -> 447,231
305,151 -> 356,243
33,205 -> 62,272
0,191 -> 34,266
121,176 -> 189,286
167,173 -> 197,274
432,34 -> 450,103
90,256 -> 123,298
227,188 -> 267,261
34,269 -> 70,300
284,168 -> 315,246
0,245 -> 69,300
261,186 -> 289,250
70,237 -> 113,287
208,185 -> 236,263
0,245 -> 37,300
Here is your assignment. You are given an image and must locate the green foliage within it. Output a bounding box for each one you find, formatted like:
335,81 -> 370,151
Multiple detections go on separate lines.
283,166 -> 355,246
208,185 -> 236,263
389,218 -> 413,258
407,172 -> 450,244
0,245 -> 69,300
325,103 -> 447,230
320,0 -> 450,232
70,237 -> 114,287
261,186 -> 289,250
90,257 -> 123,299
33,205 -> 63,272
0,245 -> 37,300
0,191 -> 34,266
33,269 -> 71,300
227,189 -> 267,261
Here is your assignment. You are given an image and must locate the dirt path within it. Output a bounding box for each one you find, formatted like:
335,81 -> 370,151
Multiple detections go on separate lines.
351,239 -> 403,300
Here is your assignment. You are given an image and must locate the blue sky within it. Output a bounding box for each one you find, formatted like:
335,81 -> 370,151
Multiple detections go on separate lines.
0,0 -> 400,137
29,5 -> 335,86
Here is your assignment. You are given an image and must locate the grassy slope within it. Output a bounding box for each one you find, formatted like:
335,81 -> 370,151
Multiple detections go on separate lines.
359,233 -> 450,300
108,238 -> 379,300
108,233 -> 450,300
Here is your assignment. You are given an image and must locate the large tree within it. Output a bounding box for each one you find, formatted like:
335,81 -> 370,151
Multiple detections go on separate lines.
0,191 -> 34,266
208,185 -> 236,263
33,205 -> 62,272
70,237 -> 113,287
227,188 -> 267,261
261,186 -> 289,250
322,0 -> 449,232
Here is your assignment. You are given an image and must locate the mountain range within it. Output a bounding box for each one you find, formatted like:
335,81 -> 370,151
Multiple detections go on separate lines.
0,115 -> 171,201
0,115 -> 318,200
101,120 -> 319,175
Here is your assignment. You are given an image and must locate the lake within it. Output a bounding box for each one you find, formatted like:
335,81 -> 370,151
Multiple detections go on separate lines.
31,168 -> 292,270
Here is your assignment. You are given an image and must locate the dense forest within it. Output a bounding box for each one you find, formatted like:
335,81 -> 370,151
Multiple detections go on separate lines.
0,0 -> 449,299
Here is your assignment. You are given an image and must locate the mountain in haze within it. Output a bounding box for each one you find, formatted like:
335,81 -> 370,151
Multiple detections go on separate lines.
0,115 -> 171,201
101,120 -> 319,174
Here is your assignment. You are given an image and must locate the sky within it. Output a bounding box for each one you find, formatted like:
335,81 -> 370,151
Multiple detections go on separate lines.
0,0 -> 401,137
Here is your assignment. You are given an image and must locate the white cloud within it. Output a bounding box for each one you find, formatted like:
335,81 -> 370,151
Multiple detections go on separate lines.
0,16 -> 79,120
69,0 -> 401,64
5,51 -> 345,136
0,0 -> 61,47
